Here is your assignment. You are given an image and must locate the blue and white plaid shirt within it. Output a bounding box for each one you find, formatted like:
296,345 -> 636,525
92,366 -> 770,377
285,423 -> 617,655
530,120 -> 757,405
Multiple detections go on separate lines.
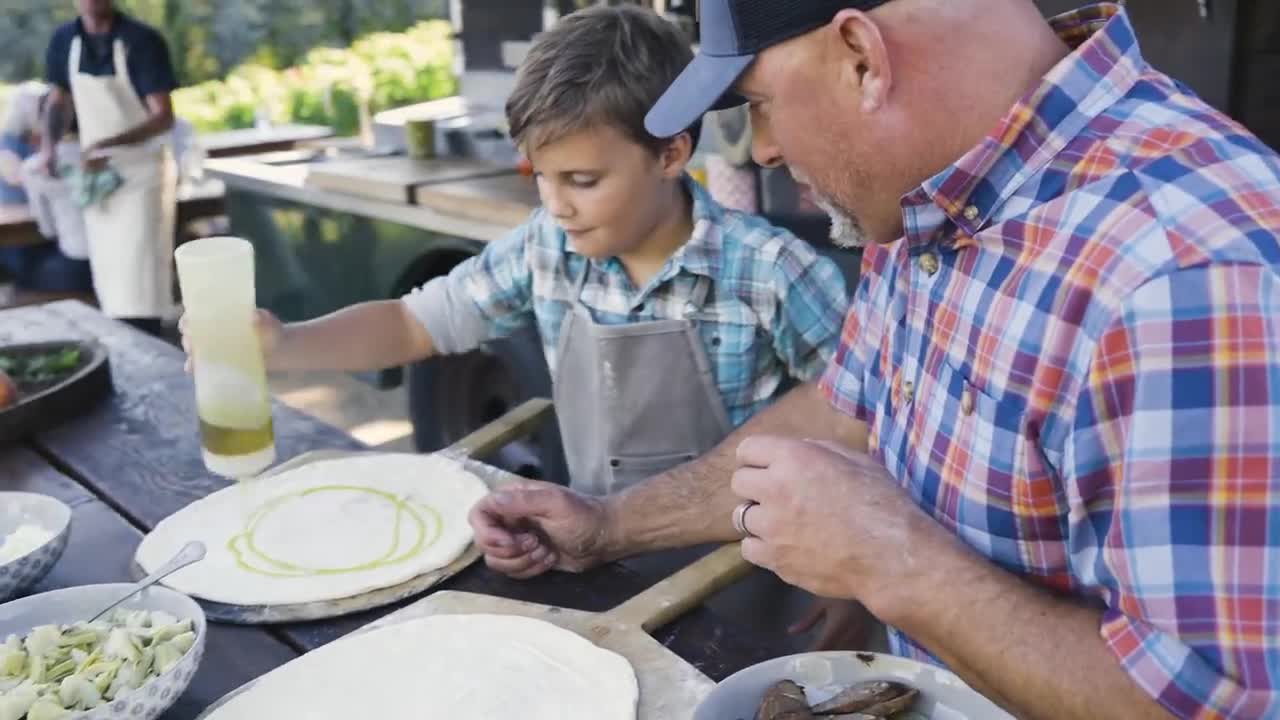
405,176 -> 849,426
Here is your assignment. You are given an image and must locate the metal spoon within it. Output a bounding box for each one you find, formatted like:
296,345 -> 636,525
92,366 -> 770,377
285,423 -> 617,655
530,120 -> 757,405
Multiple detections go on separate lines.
89,541 -> 206,622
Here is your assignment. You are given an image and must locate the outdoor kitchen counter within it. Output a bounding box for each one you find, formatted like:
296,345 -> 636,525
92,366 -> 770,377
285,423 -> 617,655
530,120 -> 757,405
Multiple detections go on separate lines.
205,150 -> 539,244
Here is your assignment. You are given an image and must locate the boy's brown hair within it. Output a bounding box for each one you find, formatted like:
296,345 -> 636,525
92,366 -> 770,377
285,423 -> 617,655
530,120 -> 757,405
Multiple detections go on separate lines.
506,5 -> 701,156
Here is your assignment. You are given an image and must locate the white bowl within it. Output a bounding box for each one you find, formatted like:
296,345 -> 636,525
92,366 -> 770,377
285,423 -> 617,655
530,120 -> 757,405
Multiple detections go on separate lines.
0,492 -> 72,601
693,651 -> 1014,720
0,583 -> 207,720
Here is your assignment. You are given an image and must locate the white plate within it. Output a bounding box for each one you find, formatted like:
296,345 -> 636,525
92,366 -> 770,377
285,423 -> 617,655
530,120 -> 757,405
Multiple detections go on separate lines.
693,651 -> 1014,720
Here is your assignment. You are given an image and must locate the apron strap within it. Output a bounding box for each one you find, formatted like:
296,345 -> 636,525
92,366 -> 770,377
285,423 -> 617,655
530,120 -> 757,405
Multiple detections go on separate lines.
571,255 -> 592,303
69,36 -> 81,75
112,39 -> 128,82
687,274 -> 712,314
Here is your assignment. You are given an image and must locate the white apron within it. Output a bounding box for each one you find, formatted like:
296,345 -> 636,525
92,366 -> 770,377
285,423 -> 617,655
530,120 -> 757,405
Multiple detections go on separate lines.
68,34 -> 176,318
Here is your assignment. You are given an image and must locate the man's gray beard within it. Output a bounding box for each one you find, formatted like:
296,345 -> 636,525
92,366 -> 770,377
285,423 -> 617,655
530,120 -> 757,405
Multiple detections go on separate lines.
810,192 -> 867,249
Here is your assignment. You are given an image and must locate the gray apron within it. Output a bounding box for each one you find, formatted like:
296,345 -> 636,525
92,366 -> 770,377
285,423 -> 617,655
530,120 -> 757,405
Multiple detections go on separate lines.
552,260 -> 813,651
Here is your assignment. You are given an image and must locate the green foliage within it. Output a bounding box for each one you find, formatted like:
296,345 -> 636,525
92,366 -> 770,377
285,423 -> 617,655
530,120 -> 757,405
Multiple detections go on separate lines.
171,20 -> 457,135
0,0 -> 448,87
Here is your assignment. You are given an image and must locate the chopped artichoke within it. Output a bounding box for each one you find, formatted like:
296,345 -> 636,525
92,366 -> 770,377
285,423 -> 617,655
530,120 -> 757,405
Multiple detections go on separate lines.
26,655 -> 45,686
0,684 -> 38,720
166,632 -> 196,656
147,611 -> 178,629
56,628 -> 100,651
0,646 -> 26,678
149,620 -> 194,645
20,629 -> 59,660
102,629 -> 141,663
40,659 -> 74,686
153,643 -> 184,676
24,700 -> 69,720
87,661 -> 120,698
57,675 -> 100,710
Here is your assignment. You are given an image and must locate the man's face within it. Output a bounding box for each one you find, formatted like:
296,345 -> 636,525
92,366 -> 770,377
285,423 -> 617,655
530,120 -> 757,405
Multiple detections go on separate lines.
735,24 -> 899,246
78,0 -> 113,19
526,124 -> 684,259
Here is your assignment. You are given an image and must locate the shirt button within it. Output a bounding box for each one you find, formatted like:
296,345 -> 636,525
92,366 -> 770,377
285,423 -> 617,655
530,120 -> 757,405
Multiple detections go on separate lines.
917,253 -> 939,276
963,205 -> 980,221
961,388 -> 975,416
683,302 -> 697,317
902,381 -> 915,403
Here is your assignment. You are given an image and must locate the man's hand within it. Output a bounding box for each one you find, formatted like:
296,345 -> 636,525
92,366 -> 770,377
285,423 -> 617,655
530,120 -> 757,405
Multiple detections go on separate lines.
731,436 -> 950,609
468,481 -> 616,579
34,149 -> 58,177
180,308 -> 284,374
789,597 -> 877,651
81,143 -> 108,172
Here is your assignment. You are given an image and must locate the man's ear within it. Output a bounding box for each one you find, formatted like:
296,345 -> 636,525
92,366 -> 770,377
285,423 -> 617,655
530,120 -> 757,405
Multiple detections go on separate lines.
830,9 -> 892,113
659,131 -> 694,178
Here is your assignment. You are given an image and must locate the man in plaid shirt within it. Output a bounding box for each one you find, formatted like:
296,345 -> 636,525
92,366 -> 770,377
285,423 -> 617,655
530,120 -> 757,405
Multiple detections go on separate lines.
474,0 -> 1280,717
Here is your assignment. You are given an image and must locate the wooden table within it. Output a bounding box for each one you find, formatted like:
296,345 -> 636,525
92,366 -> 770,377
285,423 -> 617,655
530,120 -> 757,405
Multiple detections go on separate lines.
0,301 -> 783,718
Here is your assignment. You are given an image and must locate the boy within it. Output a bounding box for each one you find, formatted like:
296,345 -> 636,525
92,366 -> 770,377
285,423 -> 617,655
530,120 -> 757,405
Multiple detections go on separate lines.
186,4 -> 850,650
188,5 -> 849,499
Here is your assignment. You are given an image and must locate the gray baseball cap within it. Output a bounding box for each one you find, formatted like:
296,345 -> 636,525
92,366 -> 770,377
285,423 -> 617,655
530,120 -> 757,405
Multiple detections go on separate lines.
646,0 -> 893,138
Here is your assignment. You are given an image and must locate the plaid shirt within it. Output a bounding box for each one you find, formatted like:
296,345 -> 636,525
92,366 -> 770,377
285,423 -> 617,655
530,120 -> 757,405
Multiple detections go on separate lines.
406,176 -> 848,427
820,5 -> 1280,718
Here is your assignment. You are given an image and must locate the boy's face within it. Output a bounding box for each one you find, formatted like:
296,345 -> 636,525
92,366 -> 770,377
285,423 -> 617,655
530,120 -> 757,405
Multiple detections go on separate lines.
527,124 -> 686,259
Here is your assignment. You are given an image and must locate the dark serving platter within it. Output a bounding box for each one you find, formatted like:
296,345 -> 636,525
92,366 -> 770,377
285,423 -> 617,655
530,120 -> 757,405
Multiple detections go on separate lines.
0,340 -> 112,446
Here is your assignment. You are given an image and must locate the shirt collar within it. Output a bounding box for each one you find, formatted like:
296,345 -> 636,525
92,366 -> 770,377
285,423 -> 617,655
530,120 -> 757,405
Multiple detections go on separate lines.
904,3 -> 1143,242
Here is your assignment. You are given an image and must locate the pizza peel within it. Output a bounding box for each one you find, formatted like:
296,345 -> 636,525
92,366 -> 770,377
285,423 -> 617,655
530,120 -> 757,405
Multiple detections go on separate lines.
197,541 -> 753,719
131,399 -> 553,624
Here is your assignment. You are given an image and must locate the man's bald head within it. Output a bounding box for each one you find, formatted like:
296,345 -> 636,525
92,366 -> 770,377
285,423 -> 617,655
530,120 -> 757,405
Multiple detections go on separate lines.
736,0 -> 1068,245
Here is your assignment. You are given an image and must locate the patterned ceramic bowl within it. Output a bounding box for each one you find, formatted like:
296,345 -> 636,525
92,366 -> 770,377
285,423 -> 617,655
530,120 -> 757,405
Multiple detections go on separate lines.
0,491 -> 72,601
0,583 -> 207,720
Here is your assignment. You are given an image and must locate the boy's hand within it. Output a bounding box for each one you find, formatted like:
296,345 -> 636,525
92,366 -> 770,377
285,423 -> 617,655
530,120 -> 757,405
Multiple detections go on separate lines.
180,308 -> 285,374
468,481 -> 615,579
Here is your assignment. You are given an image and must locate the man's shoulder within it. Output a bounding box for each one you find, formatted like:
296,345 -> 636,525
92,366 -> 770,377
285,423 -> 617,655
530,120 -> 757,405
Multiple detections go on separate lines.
1014,80 -> 1280,307
116,14 -> 167,47
48,21 -> 79,49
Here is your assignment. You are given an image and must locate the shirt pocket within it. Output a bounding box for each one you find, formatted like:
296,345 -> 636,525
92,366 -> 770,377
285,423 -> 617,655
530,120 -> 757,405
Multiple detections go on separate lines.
904,352 -> 1067,574
691,301 -> 770,405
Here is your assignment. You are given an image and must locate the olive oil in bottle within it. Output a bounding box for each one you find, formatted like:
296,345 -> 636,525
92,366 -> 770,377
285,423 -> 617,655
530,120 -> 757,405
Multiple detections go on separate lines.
176,237 -> 277,479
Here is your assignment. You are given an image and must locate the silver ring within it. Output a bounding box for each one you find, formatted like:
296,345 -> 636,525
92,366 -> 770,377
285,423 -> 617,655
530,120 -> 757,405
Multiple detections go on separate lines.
732,500 -> 759,539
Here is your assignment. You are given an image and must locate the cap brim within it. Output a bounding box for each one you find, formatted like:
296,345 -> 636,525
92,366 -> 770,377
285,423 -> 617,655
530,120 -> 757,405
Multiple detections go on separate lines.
646,52 -> 754,139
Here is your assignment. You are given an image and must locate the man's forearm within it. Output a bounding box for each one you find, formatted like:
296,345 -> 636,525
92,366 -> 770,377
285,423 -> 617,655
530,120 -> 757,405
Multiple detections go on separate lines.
273,301 -> 435,372
602,382 -> 868,559
91,111 -> 173,151
41,93 -> 70,154
882,534 -> 1172,720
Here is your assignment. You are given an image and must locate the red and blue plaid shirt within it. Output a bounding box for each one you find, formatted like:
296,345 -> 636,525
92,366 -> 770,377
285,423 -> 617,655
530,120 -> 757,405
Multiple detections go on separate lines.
820,5 -> 1280,718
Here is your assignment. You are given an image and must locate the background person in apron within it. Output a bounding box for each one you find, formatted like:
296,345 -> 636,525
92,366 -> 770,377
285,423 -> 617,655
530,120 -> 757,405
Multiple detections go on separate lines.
178,6 -> 851,652
38,0 -> 179,336
0,82 -> 93,294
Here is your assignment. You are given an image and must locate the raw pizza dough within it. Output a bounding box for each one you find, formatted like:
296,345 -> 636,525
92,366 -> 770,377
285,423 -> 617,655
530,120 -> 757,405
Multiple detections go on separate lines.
205,614 -> 639,720
136,453 -> 489,605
